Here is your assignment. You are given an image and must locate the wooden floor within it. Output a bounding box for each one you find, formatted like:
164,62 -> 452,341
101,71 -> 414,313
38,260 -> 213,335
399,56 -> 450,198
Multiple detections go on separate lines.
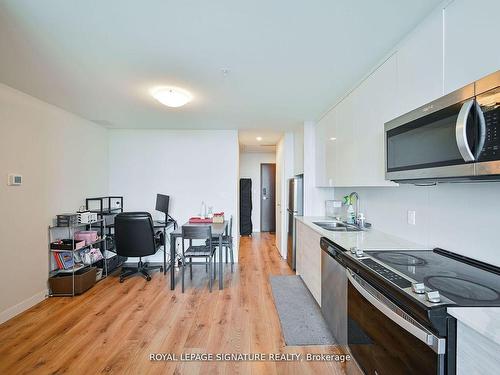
0,233 -> 349,375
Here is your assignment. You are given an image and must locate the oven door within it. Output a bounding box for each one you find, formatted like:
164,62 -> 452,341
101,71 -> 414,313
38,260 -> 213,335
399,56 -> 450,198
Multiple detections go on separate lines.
385,84 -> 478,182
347,270 -> 446,375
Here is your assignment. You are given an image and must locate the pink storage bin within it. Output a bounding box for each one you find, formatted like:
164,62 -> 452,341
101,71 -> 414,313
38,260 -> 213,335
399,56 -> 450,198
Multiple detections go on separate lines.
74,230 -> 98,245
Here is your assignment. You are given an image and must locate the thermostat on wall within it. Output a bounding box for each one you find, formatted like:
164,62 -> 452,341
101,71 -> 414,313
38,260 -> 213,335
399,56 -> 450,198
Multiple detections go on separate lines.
7,174 -> 22,186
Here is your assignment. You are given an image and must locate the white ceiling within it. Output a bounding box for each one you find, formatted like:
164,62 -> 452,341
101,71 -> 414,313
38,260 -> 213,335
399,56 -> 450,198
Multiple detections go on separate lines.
0,0 -> 441,132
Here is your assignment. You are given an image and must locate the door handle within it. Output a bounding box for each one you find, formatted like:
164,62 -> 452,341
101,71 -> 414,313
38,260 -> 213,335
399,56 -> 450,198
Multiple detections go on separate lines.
456,99 -> 475,162
346,270 -> 446,354
475,101 -> 486,160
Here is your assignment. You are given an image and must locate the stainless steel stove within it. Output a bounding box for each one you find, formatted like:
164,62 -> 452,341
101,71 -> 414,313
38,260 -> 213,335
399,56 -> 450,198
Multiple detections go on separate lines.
324,239 -> 500,375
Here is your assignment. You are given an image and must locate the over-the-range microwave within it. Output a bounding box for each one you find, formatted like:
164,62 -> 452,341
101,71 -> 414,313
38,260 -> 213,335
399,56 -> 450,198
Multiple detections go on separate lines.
385,70 -> 500,184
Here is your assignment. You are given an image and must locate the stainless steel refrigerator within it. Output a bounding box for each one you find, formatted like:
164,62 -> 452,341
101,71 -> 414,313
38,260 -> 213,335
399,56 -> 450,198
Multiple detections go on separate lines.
287,175 -> 303,270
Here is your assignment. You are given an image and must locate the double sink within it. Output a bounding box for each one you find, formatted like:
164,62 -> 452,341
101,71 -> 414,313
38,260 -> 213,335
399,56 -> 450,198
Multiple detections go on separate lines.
313,221 -> 363,232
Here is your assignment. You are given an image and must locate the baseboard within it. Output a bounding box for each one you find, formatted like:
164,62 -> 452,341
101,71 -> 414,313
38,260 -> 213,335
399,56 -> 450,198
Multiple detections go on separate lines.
0,289 -> 48,324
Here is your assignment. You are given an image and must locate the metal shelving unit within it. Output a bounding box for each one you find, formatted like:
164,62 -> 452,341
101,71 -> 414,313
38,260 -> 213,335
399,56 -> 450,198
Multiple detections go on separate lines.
85,196 -> 126,273
48,219 -> 108,297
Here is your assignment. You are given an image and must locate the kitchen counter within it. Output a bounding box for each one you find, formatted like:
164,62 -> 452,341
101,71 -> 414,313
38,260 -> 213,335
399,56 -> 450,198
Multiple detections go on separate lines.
448,307 -> 500,345
447,307 -> 500,374
296,216 -> 427,251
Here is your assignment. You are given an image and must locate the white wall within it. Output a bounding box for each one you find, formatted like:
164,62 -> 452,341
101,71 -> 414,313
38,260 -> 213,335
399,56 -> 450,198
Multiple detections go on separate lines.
293,125 -> 304,175
276,133 -> 294,257
335,184 -> 500,267
0,83 -> 109,323
108,129 -> 239,261
239,152 -> 276,232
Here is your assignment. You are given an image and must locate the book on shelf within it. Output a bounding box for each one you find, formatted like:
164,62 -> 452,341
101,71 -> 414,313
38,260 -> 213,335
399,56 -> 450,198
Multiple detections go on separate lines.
53,253 -> 63,269
52,251 -> 75,269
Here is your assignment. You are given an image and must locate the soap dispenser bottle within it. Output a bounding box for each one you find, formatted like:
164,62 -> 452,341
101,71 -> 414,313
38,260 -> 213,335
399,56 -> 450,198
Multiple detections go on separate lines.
343,195 -> 355,224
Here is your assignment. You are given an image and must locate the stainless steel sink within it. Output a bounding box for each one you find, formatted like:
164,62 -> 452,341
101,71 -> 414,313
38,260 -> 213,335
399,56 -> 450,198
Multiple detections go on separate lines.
313,221 -> 363,232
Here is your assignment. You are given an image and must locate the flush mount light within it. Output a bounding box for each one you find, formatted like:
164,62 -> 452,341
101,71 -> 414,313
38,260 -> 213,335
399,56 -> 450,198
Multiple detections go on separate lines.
329,137 -> 337,141
151,87 -> 192,108
256,136 -> 263,141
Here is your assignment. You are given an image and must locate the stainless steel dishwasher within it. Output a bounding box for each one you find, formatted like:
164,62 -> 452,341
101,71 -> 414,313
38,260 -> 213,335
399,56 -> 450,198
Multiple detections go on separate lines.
320,237 -> 347,345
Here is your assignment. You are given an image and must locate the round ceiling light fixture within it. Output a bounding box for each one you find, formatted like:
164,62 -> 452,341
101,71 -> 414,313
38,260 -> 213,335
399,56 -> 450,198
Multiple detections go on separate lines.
256,136 -> 263,141
151,86 -> 192,108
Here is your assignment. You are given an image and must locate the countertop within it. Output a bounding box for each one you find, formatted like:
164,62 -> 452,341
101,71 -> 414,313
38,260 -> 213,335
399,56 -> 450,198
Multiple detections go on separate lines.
447,307 -> 500,345
296,216 -> 427,251
297,216 -> 500,345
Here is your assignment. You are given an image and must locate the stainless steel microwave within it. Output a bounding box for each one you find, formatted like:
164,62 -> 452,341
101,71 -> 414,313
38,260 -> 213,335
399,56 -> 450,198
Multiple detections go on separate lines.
385,71 -> 500,183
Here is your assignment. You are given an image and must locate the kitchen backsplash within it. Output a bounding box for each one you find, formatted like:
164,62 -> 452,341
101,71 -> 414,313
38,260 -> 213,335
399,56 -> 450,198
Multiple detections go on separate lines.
334,182 -> 500,267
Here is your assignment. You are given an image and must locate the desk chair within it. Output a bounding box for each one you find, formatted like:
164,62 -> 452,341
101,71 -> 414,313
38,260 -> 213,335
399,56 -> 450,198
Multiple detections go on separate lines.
181,225 -> 216,292
115,212 -> 164,282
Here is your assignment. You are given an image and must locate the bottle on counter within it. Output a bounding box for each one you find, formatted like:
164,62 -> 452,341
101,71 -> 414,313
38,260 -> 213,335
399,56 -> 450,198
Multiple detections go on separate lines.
343,195 -> 356,224
200,201 -> 206,219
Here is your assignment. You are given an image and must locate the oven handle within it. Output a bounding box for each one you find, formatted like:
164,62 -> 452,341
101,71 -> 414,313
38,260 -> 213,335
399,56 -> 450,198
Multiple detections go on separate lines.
346,270 -> 446,354
456,99 -> 475,162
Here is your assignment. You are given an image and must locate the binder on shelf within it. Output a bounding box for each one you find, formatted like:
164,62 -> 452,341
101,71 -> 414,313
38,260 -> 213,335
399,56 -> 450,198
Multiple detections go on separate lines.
59,251 -> 75,269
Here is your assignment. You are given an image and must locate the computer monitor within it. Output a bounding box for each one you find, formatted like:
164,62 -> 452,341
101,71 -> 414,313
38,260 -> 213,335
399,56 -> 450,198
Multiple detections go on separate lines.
155,194 -> 170,223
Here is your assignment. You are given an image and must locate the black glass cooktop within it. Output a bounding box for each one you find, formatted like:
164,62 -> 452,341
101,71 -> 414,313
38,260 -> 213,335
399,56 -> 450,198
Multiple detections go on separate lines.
365,249 -> 500,306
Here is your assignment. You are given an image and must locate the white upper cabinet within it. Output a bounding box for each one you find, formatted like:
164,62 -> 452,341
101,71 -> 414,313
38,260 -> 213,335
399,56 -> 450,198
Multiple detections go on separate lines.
314,0 -> 499,188
315,105 -> 339,187
324,106 -> 338,187
314,55 -> 399,187
444,0 -> 500,93
315,111 -> 328,186
350,54 -> 398,186
334,92 -> 356,186
397,10 -> 444,116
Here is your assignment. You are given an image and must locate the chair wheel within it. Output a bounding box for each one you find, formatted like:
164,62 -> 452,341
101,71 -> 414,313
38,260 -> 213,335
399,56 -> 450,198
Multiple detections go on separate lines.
146,276 -> 152,281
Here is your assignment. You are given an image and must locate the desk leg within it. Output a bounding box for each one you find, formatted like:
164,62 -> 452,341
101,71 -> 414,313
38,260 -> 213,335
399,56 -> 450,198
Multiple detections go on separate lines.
170,234 -> 176,290
219,234 -> 223,290
163,227 -> 167,275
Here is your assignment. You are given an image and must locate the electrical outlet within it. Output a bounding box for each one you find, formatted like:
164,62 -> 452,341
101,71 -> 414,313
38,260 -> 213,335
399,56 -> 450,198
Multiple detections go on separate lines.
407,210 -> 416,225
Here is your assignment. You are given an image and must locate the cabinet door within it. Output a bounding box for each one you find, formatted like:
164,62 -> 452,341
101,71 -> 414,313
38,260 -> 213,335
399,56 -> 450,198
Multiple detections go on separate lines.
295,221 -> 321,305
334,93 -> 356,186
336,55 -> 398,187
444,0 -> 500,93
355,55 -> 398,186
324,107 -> 338,187
315,112 -> 329,187
397,10 -> 443,115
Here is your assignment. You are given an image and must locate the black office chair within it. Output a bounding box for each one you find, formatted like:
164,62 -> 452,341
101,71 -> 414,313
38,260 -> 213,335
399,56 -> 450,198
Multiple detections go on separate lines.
115,212 -> 164,282
181,225 -> 216,292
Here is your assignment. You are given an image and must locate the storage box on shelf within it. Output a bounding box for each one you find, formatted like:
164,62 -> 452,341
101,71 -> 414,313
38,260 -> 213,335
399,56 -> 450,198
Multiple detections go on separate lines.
49,267 -> 97,295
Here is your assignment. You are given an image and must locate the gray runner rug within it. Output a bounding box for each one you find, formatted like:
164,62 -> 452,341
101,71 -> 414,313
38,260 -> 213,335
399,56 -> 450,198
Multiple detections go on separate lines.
270,275 -> 335,346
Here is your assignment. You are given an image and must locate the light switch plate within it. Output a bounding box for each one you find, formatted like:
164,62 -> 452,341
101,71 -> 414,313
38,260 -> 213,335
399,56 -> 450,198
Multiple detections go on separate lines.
7,174 -> 22,186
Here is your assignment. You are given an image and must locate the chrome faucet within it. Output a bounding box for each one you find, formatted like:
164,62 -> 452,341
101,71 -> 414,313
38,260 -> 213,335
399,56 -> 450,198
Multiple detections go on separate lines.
349,191 -> 360,226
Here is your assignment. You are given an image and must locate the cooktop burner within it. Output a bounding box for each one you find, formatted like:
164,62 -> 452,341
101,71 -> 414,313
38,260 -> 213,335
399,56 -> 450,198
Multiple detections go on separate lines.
371,251 -> 427,266
365,249 -> 500,306
424,276 -> 500,303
